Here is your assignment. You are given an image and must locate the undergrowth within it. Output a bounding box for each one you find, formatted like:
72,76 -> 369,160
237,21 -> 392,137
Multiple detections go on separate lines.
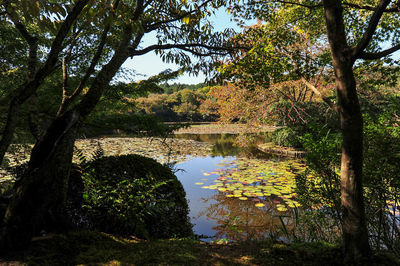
2,230 -> 398,266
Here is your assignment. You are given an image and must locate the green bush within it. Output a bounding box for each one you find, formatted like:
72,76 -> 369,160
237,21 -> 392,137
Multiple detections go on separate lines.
294,123 -> 342,239
80,154 -> 192,239
294,117 -> 400,255
271,127 -> 302,148
362,115 -> 400,254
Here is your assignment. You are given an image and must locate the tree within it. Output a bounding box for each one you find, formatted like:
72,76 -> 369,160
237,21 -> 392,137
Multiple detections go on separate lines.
214,14 -> 336,126
228,0 -> 400,261
0,0 -> 233,251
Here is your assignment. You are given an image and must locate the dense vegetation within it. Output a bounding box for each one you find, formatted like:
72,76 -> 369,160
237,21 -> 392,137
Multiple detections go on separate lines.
75,154 -> 192,239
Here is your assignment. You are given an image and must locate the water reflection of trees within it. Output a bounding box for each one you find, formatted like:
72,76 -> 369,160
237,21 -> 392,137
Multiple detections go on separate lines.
198,192 -> 295,241
174,133 -> 270,157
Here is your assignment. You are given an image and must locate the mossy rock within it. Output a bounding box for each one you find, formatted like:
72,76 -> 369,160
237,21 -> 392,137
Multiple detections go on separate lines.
79,154 -> 192,239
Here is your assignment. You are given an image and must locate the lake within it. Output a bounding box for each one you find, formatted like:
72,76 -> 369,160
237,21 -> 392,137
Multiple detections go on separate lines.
172,133 -> 304,243
1,133 -> 304,243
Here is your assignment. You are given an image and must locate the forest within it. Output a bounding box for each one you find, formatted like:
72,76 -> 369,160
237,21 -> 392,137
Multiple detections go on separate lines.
1,0 -> 400,265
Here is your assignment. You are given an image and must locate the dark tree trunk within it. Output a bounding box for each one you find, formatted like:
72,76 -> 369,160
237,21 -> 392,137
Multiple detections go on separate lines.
0,110 -> 80,251
335,61 -> 370,260
323,0 -> 370,261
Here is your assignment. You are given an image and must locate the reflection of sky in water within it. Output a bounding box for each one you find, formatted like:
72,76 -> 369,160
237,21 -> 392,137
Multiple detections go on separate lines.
175,156 -> 235,239
173,134 -> 302,242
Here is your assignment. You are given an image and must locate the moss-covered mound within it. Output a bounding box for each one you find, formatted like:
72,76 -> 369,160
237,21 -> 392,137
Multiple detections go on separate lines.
73,154 -> 192,239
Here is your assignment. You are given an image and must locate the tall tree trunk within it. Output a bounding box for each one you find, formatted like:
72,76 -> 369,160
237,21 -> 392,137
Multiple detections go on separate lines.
0,110 -> 80,251
323,0 -> 370,261
335,61 -> 370,261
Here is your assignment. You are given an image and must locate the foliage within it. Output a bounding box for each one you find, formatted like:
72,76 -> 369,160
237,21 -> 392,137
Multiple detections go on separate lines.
80,154 -> 192,239
210,5 -> 335,126
135,85 -> 218,122
295,122 -> 342,216
363,114 -> 400,255
159,82 -> 205,94
0,0 -> 235,164
83,71 -> 187,136
271,127 -> 302,148
294,110 -> 400,255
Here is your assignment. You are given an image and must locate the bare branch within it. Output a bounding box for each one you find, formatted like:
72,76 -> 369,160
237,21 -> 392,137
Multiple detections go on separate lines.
70,24 -> 110,98
5,12 -> 37,44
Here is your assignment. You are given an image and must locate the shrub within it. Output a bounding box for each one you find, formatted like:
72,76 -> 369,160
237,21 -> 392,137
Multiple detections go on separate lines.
271,127 -> 302,148
79,154 -> 192,239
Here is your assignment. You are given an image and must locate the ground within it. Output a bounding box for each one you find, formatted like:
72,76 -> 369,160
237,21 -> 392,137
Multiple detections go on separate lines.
1,230 -> 398,265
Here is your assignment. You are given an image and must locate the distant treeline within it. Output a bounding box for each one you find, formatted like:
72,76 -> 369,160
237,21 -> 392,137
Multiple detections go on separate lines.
134,84 -> 218,122
158,83 -> 206,94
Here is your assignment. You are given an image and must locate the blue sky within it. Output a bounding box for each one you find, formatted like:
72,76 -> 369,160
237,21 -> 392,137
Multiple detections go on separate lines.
122,8 -> 247,85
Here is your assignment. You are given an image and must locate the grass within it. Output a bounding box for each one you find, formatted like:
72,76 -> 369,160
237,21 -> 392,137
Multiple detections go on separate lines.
2,230 -> 398,265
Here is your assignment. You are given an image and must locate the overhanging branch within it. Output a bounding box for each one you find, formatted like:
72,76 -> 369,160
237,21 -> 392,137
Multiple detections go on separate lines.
359,43 -> 400,59
352,0 -> 392,59
343,1 -> 400,12
129,43 -> 232,57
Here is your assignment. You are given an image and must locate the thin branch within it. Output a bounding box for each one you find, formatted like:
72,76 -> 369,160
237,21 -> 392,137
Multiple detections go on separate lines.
300,77 -> 338,112
274,0 -> 323,9
62,57 -> 68,99
69,24 -> 110,98
131,32 -> 145,51
129,43 -> 231,56
177,47 -> 230,57
57,6 -> 116,116
358,43 -> 400,59
343,1 -> 400,12
352,0 -> 392,59
144,0 -> 213,32
285,49 -> 338,112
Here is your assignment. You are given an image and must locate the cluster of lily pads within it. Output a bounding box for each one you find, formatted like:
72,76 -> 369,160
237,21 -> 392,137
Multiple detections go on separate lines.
73,137 -> 212,164
196,158 -> 307,212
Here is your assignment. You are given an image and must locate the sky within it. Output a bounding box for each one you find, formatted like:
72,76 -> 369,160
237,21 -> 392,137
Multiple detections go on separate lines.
122,8 -> 246,85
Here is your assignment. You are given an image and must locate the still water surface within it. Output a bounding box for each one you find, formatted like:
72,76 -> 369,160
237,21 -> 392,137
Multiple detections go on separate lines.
172,134 -> 299,242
